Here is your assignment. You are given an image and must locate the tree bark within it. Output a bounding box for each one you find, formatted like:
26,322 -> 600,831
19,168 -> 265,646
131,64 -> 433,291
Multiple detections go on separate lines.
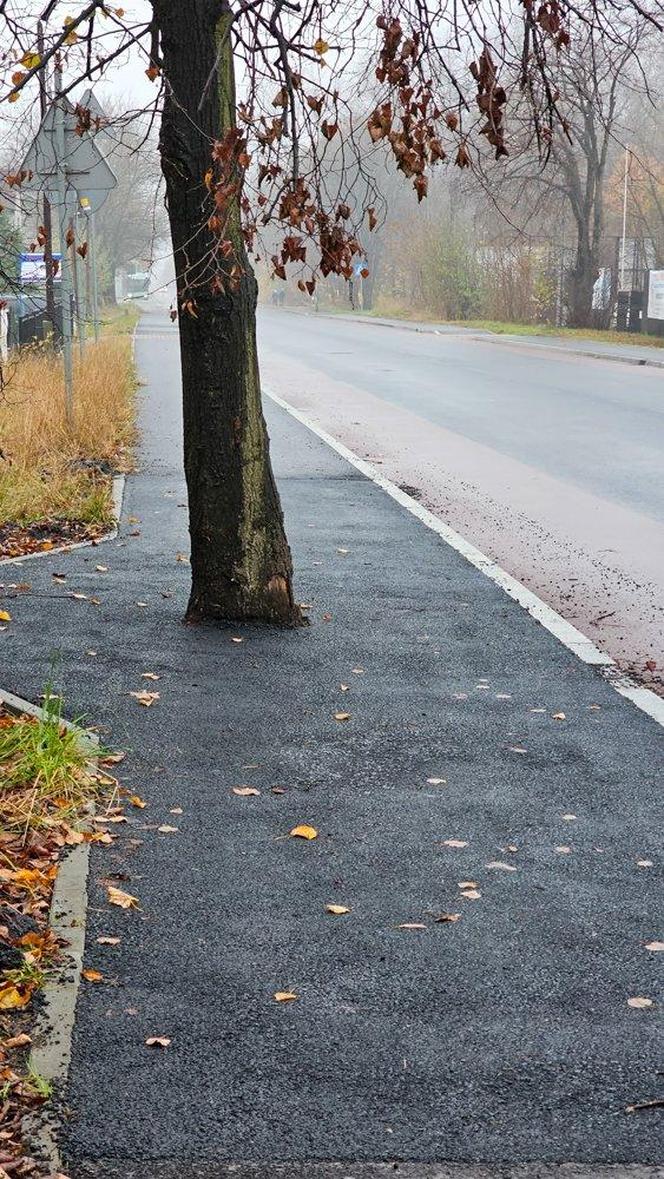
568,230 -> 598,328
153,0 -> 302,626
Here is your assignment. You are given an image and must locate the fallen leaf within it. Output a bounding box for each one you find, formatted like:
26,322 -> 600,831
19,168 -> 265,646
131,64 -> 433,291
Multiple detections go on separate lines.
552,711 -> 566,720
3,1032 -> 31,1049
101,751 -> 126,765
128,515 -> 140,524
458,881 -> 478,889
289,824 -> 318,840
230,636 -> 244,644
271,786 -> 286,795
427,777 -> 446,785
334,712 -> 351,722
337,547 -> 349,554
340,683 -> 349,691
485,861 -> 517,872
232,786 -> 260,797
636,859 -> 653,868
129,795 -> 147,808
0,984 -> 30,1009
142,672 -> 160,681
93,813 -> 127,824
85,649 -> 97,656
82,968 -> 103,983
145,1035 -> 171,1047
136,601 -> 148,608
170,807 -> 183,815
555,845 -> 572,854
95,565 -> 108,573
107,885 -> 139,909
562,813 -> 577,821
176,552 -> 190,563
274,991 -> 298,1002
70,592 -> 88,601
442,839 -> 468,848
0,610 -> 11,621
130,690 -> 159,706
351,667 -> 365,674
397,922 -> 426,930
495,693 -> 512,700
157,824 -> 179,834
508,746 -> 528,754
645,941 -> 664,952
460,889 -> 481,900
627,996 -> 653,1009
325,904 -> 350,915
97,936 -> 120,946
434,913 -> 462,923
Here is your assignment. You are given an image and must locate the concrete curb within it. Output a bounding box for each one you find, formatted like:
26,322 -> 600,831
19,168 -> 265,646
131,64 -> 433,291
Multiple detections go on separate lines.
0,687 -> 96,1174
0,472 -> 126,568
278,307 -> 664,369
266,389 -> 664,731
69,1161 -> 664,1178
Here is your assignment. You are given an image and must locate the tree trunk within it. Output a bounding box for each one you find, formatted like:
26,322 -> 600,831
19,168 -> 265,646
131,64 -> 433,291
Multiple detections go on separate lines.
153,0 -> 302,626
568,229 -> 597,328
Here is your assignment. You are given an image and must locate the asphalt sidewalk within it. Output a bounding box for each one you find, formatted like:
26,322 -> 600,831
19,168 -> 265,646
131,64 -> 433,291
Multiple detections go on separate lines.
1,309 -> 662,1174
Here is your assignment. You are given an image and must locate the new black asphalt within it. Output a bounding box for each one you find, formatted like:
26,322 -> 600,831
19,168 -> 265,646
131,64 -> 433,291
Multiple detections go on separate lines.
1,310 -> 662,1175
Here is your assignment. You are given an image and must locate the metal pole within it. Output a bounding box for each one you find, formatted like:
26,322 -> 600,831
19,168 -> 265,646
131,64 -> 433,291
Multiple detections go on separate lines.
69,198 -> 85,360
53,70 -> 74,426
620,146 -> 630,291
37,21 -> 57,342
88,209 -> 100,342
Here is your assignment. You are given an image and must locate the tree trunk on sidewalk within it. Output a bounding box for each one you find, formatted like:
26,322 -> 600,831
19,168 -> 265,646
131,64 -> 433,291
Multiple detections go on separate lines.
568,232 -> 598,328
153,0 -> 302,626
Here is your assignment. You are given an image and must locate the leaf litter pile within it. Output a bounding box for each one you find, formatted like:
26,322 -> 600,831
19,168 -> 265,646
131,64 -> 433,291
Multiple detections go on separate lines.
0,689 -> 119,1177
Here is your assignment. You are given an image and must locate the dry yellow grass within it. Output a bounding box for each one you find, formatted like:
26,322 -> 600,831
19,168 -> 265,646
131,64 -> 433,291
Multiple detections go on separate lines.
0,335 -> 136,527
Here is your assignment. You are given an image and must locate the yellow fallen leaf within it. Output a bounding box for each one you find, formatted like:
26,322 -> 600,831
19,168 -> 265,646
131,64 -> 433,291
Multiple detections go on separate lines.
97,936 -> 120,945
325,904 -> 350,915
129,795 -> 147,809
232,786 -> 260,797
289,824 -> 318,840
627,996 -> 653,1009
0,610 -> 11,622
107,885 -> 139,909
334,712 -> 351,722
145,1035 -> 171,1047
442,839 -> 468,848
0,984 -> 30,1010
82,968 -> 103,983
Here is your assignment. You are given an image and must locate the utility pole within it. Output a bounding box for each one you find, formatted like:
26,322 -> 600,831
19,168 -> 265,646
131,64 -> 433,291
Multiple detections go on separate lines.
620,146 -> 630,291
37,21 -> 57,341
53,61 -> 74,426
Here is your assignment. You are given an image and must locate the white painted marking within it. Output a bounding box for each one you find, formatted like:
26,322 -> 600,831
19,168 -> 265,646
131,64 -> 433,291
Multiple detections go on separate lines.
265,389 -> 664,730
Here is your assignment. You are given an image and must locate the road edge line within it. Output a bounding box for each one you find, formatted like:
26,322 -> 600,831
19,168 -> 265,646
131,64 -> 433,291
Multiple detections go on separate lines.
265,389 -> 664,730
0,687 -> 96,1173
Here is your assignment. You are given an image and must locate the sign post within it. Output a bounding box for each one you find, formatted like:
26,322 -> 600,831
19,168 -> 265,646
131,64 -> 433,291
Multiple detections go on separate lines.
53,91 -> 74,426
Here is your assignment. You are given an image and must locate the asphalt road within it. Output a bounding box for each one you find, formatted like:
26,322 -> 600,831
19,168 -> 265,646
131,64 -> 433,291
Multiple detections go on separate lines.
258,308 -> 664,688
2,309 -> 662,1176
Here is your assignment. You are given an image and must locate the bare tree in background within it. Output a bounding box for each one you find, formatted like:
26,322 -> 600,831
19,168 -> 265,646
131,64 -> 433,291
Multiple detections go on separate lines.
1,0 -> 662,623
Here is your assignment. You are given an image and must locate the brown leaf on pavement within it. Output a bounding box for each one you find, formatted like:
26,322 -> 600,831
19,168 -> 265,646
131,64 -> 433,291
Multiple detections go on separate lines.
82,969 -> 103,983
434,913 -> 461,923
142,672 -> 160,681
441,839 -> 468,848
232,786 -> 260,796
145,1036 -> 172,1047
627,996 -> 653,1009
274,991 -> 298,1002
645,941 -> 664,952
460,889 -> 481,900
334,712 -> 351,722
157,824 -> 179,833
107,885 -> 139,909
97,936 -> 120,945
129,690 -> 160,707
129,795 -> 147,808
485,861 -> 517,872
397,922 -> 426,930
325,904 -> 350,915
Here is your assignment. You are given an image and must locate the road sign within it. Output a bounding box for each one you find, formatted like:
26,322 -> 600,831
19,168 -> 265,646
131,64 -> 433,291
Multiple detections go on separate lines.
20,251 -> 62,284
647,270 -> 664,321
20,98 -> 117,213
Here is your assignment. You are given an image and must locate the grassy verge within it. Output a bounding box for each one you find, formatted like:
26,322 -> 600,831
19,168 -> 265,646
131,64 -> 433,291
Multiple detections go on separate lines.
0,332 -> 136,555
0,690 -> 123,1174
99,301 -> 141,337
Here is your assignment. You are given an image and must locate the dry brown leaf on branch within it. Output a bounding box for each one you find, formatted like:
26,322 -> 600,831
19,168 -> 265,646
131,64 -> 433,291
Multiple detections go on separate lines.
289,824 -> 318,840
627,996 -> 654,1009
107,885 -> 139,909
145,1035 -> 171,1047
274,991 -> 298,1002
325,904 -> 350,915
232,786 -> 260,796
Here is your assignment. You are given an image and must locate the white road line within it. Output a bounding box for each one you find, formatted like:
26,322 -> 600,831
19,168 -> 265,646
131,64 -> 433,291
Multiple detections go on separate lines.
265,388 -> 664,730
